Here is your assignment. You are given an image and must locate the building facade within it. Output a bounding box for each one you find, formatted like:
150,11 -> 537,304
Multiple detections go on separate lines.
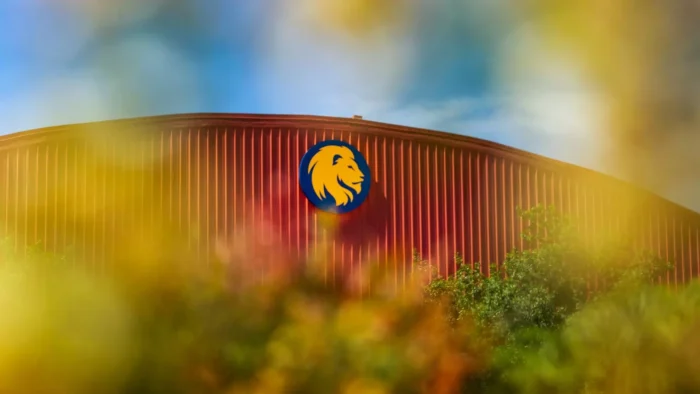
1,114 -> 699,289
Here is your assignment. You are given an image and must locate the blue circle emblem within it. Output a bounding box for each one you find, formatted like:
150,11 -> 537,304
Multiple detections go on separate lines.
299,140 -> 371,214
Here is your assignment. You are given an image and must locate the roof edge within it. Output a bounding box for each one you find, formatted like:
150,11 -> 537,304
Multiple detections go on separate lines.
2,112 -> 697,216
0,112 -> 578,171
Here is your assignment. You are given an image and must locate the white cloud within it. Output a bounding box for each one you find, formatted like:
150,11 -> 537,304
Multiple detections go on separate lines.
250,7 -> 608,174
493,22 -> 611,171
255,0 -> 415,115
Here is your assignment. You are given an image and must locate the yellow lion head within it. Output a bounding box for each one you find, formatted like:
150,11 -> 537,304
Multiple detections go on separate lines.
308,145 -> 365,207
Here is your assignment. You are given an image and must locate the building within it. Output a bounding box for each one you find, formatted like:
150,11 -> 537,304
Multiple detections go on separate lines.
1,113 -> 698,289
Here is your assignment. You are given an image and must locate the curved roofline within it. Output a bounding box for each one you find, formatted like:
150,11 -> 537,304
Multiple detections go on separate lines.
1,112 -> 579,171
2,112 -> 697,216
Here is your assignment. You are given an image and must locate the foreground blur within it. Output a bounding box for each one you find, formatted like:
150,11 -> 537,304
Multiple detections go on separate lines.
2,182 -> 700,393
0,235 -> 481,394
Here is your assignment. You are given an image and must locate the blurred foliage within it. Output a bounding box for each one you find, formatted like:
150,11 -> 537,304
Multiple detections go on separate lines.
0,202 -> 697,394
301,0 -> 413,39
525,0 -> 700,176
0,240 -> 132,394
424,205 -> 672,393
0,234 -> 483,394
509,283 -> 700,394
121,260 -> 483,394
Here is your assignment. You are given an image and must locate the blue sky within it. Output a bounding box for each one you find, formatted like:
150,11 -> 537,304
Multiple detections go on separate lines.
0,0 -> 605,171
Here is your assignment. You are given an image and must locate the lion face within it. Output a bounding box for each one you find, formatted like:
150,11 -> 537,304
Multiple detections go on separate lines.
308,146 -> 366,207
334,156 -> 364,194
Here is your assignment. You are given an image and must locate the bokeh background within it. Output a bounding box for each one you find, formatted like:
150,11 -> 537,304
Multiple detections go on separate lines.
3,0 -> 698,210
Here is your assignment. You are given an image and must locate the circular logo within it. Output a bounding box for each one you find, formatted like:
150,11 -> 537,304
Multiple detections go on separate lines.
299,140 -> 371,214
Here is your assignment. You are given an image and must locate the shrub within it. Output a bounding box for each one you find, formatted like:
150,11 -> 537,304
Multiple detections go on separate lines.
510,283 -> 700,394
424,205 -> 672,393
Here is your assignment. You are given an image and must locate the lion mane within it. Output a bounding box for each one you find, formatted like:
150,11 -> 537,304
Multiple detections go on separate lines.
308,145 -> 365,207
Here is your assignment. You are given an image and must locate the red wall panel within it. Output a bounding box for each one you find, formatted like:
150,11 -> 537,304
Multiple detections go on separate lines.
1,114 -> 700,291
